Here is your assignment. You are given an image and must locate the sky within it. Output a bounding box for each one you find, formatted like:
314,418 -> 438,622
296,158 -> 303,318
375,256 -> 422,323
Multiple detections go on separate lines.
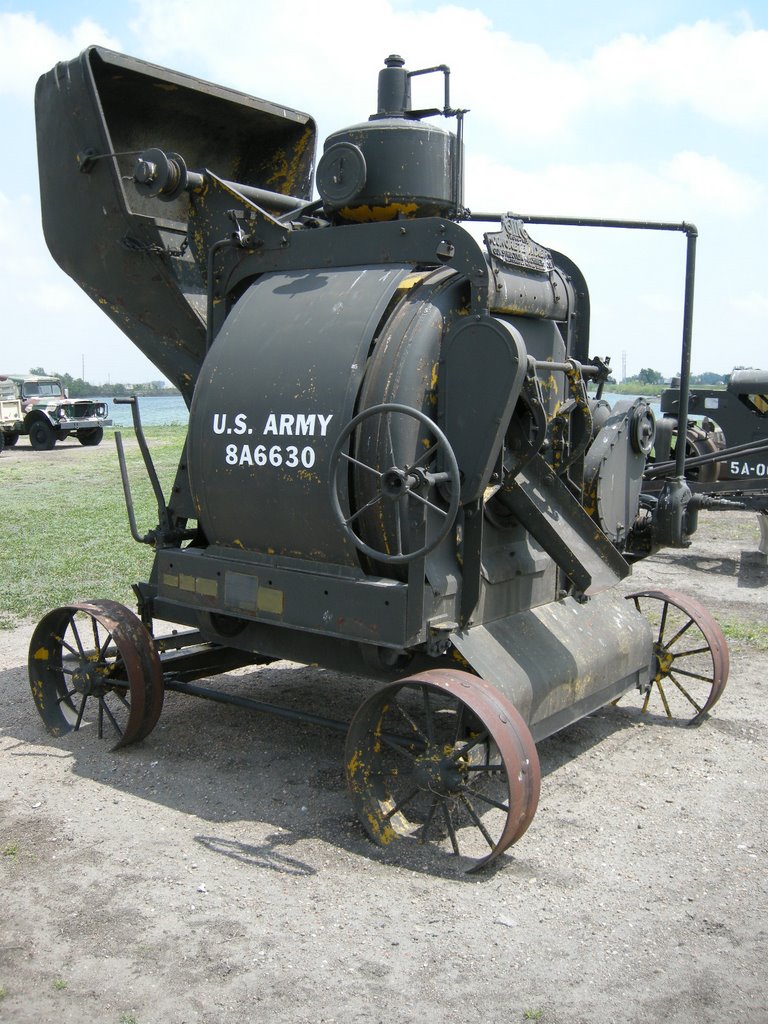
0,0 -> 765,384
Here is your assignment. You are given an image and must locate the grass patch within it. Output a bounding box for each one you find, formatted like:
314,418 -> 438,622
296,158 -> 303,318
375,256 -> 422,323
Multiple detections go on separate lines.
119,1014 -> 138,1024
721,619 -> 768,651
2,844 -> 19,858
0,425 -> 187,628
53,978 -> 68,991
0,985 -> 6,999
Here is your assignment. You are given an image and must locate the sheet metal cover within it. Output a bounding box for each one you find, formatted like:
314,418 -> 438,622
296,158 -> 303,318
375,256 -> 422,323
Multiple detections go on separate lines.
451,593 -> 651,731
187,266 -> 411,564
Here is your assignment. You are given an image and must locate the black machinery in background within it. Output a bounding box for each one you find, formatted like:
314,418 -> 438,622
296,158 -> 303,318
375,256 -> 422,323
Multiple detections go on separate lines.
644,371 -> 768,555
29,49 -> 730,870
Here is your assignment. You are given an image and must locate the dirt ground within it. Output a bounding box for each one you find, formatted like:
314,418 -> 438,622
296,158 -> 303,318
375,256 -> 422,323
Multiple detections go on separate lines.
1,510 -> 767,1024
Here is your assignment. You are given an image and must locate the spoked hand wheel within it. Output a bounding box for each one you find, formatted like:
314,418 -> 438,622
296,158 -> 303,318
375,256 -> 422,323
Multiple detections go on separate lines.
345,669 -> 540,872
329,403 -> 460,564
621,588 -> 729,724
28,600 -> 164,749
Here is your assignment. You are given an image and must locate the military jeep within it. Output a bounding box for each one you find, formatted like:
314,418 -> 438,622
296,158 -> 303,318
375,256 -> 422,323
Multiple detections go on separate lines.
0,375 -> 112,450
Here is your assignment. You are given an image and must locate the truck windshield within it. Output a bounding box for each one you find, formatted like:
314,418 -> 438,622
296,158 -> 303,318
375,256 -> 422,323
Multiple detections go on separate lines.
23,382 -> 63,398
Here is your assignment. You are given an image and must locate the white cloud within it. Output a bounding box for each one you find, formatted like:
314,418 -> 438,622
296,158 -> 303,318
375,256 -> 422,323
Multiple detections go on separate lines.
0,13 -> 121,100
0,189 -> 160,382
661,152 -> 764,216
466,150 -> 764,222
123,3 -> 768,146
588,20 -> 768,127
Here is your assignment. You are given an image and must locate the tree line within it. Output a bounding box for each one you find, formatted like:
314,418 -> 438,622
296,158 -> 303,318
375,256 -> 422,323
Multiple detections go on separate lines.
628,368 -> 730,386
28,368 -> 178,398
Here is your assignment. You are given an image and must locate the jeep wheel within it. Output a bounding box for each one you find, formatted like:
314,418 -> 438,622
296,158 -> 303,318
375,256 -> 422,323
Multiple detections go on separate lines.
77,427 -> 104,446
4,431 -> 19,447
0,432 -> 4,454
29,420 -> 56,450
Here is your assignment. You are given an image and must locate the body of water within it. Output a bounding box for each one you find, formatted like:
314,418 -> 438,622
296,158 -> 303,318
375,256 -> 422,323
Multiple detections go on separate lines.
95,390 -> 659,428
96,394 -> 189,427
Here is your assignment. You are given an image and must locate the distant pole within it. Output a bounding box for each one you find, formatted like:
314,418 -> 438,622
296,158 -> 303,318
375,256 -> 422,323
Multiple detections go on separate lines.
82,354 -> 85,381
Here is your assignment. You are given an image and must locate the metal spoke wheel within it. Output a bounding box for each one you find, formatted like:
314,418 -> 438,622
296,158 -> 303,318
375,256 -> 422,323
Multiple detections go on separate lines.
28,600 -> 164,749
345,669 -> 540,872
329,403 -> 460,564
623,588 -> 729,724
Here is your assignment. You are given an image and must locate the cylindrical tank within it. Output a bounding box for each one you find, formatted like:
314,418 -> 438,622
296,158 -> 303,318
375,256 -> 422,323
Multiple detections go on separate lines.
315,55 -> 461,221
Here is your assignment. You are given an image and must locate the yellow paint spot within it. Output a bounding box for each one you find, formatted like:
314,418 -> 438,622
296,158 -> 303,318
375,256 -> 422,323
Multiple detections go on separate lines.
398,271 -> 429,292
347,749 -> 362,778
32,647 -> 49,662
369,812 -> 398,845
196,578 -> 218,598
339,201 -> 419,222
257,587 -> 284,615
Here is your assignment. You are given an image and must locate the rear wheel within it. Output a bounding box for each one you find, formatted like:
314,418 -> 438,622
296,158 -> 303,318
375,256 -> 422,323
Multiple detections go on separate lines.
28,600 -> 164,749
28,419 -> 56,450
4,431 -> 19,446
684,426 -> 720,483
622,588 -> 729,724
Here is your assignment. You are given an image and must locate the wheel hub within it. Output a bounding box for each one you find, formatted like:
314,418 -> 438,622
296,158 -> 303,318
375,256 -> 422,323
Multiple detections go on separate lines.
382,467 -> 408,500
412,748 -> 462,795
653,644 -> 674,678
71,660 -> 111,697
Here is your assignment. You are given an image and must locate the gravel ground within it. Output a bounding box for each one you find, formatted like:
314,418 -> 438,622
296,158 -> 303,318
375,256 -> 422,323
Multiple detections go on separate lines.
1,511 -> 767,1024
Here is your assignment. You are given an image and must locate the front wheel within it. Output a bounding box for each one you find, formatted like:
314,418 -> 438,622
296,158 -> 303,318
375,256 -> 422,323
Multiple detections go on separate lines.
345,669 -> 540,872
28,419 -> 57,450
77,427 -> 104,446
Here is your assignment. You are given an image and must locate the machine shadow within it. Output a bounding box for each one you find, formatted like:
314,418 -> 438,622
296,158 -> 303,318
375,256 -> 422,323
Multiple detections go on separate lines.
1,656 -> 649,881
662,549 -> 766,590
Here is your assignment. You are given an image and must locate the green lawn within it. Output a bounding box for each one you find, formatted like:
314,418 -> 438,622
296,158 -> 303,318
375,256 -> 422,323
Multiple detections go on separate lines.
0,425 -> 187,629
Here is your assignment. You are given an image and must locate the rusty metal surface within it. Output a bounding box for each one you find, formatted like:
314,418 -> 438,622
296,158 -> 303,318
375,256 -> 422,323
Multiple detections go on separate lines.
344,668 -> 540,871
451,590 -> 653,741
28,600 -> 164,749
625,588 -> 729,724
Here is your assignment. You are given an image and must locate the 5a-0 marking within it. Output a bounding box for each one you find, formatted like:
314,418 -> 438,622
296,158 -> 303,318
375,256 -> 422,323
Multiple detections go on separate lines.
729,461 -> 767,477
